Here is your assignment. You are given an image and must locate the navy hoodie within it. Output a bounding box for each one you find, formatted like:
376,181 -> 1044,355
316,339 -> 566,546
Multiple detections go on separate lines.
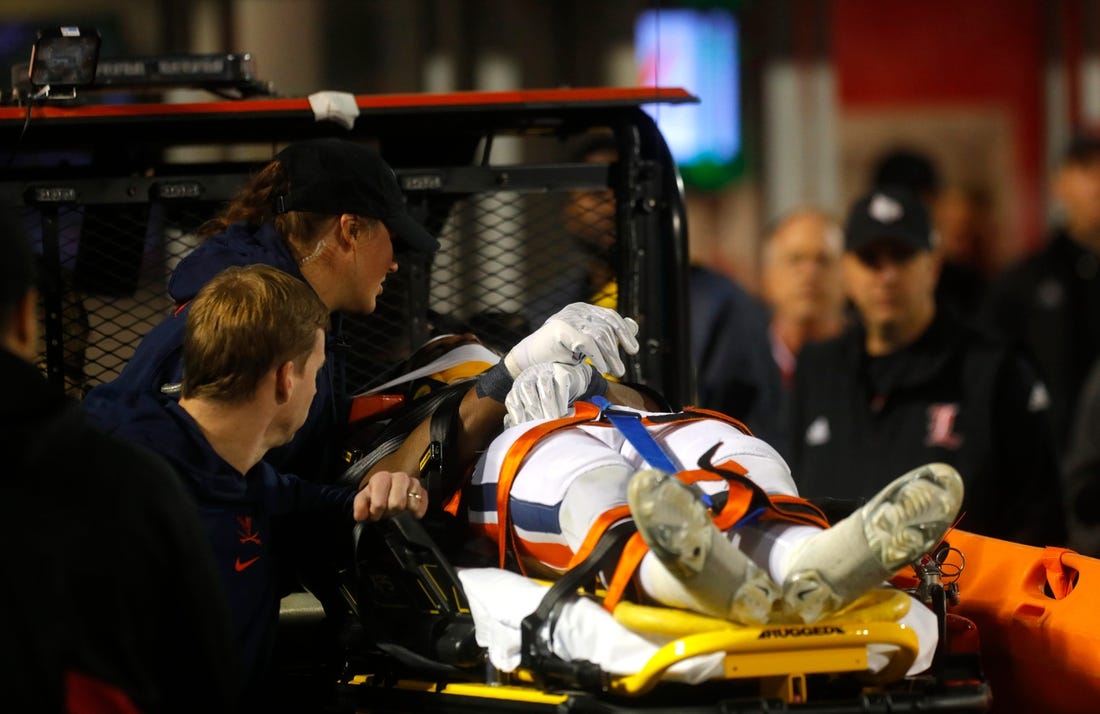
112,392 -> 355,698
83,221 -> 349,483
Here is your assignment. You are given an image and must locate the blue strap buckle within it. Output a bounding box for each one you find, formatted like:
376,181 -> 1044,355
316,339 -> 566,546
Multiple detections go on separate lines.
589,396 -> 714,510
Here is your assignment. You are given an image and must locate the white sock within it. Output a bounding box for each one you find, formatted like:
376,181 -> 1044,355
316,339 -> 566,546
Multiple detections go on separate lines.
637,550 -> 713,611
735,522 -> 824,584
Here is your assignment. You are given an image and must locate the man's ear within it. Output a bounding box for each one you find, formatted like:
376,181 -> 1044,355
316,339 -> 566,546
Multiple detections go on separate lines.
336,214 -> 359,249
274,360 -> 294,405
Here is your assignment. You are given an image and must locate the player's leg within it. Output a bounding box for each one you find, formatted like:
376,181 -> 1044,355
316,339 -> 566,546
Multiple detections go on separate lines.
778,462 -> 963,623
629,459 -> 962,624
628,467 -> 781,625
626,421 -> 794,624
470,420 -> 634,572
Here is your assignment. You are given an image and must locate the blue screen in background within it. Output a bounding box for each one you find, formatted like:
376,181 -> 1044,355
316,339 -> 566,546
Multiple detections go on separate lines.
635,8 -> 741,189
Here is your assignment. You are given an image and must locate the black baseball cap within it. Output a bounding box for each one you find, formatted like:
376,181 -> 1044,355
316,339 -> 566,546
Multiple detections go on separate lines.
274,138 -> 439,253
844,186 -> 934,254
871,148 -> 942,198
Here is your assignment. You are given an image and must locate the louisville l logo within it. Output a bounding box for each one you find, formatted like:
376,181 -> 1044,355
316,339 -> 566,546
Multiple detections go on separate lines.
925,403 -> 963,449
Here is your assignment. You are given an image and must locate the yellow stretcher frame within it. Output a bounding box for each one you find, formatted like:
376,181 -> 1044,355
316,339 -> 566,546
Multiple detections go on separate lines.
605,588 -> 918,699
343,589 -> 921,708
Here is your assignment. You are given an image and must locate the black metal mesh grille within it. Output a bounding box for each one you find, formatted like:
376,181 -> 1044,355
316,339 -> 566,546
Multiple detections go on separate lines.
29,201 -> 218,396
325,188 -> 602,395
26,181 -> 610,399
2,93 -> 693,407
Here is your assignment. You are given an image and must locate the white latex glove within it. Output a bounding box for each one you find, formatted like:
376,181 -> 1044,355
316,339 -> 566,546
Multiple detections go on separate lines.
503,303 -> 640,378
503,362 -> 605,429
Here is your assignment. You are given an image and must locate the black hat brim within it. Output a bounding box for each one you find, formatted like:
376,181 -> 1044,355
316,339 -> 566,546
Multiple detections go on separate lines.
387,212 -> 440,253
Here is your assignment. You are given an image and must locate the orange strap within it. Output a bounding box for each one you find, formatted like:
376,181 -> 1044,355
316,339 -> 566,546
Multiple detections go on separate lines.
595,461 -> 827,612
566,505 -> 632,570
764,495 -> 830,528
641,405 -> 753,435
442,485 -> 464,517
602,531 -> 649,612
1042,547 -> 1079,600
492,404 -> 727,573
675,459 -> 830,533
712,481 -> 760,530
494,402 -> 828,578
495,401 -> 604,573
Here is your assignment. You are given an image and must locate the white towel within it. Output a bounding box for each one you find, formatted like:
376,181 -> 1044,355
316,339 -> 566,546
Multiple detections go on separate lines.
456,567 -> 937,681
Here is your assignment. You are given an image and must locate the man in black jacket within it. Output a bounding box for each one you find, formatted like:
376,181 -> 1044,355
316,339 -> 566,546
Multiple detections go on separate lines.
790,187 -> 1064,547
981,134 -> 1100,451
0,212 -> 240,712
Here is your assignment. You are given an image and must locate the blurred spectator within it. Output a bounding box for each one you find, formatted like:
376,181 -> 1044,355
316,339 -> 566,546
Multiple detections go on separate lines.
761,208 -> 848,386
0,211 -> 239,712
561,134 -> 781,438
981,134 -> 1100,451
872,148 -> 942,203
790,187 -> 1064,546
759,208 -> 847,454
688,263 -> 782,443
871,147 -> 988,320
932,184 -> 994,319
561,137 -> 620,310
1065,356 -> 1100,556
